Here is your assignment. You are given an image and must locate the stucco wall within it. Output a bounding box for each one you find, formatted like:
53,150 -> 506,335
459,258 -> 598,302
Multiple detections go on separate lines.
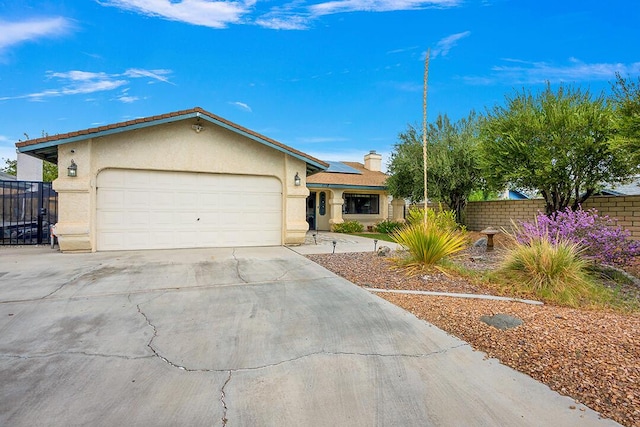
53,120 -> 309,251
464,196 -> 640,239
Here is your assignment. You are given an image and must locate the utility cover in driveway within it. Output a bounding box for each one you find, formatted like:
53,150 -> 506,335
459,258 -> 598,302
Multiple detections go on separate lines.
96,169 -> 282,250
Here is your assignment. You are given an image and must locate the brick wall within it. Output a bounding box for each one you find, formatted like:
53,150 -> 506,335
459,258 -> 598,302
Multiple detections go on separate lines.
464,195 -> 640,240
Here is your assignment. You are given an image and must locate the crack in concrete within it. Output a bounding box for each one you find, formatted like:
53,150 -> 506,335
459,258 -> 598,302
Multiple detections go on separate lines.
131,302 -> 471,375
231,249 -> 249,284
220,371 -> 232,426
136,304 -> 189,371
0,351 -> 153,361
227,344 -> 471,372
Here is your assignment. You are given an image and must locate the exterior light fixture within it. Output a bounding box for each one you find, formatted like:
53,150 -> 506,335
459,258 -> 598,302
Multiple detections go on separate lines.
294,172 -> 301,186
192,124 -> 204,133
67,159 -> 77,177
332,240 -> 337,254
374,239 -> 378,252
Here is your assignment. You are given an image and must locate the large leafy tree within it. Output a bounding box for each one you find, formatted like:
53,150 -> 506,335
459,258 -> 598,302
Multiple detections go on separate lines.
387,113 -> 482,223
43,161 -> 58,182
479,84 -> 636,215
611,73 -> 640,167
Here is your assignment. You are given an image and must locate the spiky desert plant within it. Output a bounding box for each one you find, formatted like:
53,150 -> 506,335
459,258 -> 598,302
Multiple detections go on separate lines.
496,235 -> 612,307
391,222 -> 467,269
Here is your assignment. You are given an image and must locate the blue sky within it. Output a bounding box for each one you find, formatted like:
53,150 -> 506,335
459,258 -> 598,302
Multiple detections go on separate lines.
1,0 -> 639,168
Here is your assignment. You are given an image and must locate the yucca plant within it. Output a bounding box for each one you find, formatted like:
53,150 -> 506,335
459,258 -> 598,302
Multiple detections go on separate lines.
391,222 -> 467,270
495,235 -> 613,307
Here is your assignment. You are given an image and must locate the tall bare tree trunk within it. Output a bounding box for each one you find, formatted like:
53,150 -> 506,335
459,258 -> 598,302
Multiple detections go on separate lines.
423,48 -> 430,227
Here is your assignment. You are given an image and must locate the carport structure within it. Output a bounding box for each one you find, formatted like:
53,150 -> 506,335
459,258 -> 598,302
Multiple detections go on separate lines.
16,107 -> 327,252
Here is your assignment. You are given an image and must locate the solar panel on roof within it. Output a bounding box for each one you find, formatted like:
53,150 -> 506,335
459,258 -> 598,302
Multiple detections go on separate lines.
324,161 -> 362,174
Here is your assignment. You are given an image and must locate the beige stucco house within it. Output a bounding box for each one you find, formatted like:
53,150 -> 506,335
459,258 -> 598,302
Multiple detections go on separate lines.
16,107 -> 328,252
306,151 -> 405,231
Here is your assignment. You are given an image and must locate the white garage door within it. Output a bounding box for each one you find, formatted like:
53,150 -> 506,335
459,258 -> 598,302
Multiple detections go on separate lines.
97,169 -> 282,251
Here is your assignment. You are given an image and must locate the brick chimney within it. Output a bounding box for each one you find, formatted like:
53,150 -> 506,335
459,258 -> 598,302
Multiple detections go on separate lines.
364,150 -> 382,172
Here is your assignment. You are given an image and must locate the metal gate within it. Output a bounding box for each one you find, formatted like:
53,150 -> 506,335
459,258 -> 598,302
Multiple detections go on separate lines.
1,180 -> 58,245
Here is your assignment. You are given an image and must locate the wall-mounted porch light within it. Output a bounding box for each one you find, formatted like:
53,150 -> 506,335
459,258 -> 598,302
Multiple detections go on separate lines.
294,172 -> 301,186
67,159 -> 77,177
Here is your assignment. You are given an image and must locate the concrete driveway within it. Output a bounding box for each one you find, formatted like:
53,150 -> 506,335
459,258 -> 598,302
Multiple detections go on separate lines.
0,246 -> 619,426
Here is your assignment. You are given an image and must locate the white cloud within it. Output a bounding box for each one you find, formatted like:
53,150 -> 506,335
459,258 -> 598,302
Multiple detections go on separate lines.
386,46 -> 419,55
309,0 -> 459,16
464,58 -> 640,85
118,95 -> 140,103
99,0 -> 460,30
431,31 -> 470,58
50,70 -> 111,81
0,17 -> 73,51
255,15 -> 310,30
229,101 -> 252,112
99,0 -> 255,28
116,88 -> 140,103
0,68 -> 173,101
124,68 -> 174,84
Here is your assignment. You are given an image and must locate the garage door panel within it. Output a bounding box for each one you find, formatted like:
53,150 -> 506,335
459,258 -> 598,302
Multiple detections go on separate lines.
124,190 -> 150,207
128,211 -> 150,226
176,192 -> 200,206
97,170 -> 282,251
99,189 -> 125,209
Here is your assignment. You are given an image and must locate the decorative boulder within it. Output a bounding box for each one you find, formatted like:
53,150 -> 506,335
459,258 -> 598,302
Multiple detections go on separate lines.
377,246 -> 391,257
479,313 -> 523,330
473,237 -> 488,247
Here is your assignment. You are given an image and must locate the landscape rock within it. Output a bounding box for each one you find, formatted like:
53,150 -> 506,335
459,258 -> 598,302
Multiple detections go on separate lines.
377,246 -> 391,257
473,237 -> 488,247
479,313 -> 524,330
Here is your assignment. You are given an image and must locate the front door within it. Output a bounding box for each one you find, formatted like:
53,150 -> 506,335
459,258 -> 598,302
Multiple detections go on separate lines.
306,192 -> 316,230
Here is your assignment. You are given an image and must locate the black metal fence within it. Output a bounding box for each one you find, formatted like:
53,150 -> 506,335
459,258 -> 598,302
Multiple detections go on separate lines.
1,180 -> 58,245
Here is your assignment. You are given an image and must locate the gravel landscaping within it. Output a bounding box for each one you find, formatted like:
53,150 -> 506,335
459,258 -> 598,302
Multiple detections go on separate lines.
307,236 -> 640,427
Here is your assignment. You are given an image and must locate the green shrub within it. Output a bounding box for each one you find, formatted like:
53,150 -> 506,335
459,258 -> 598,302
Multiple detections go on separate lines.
332,220 -> 364,233
374,219 -> 403,234
406,206 -> 466,234
495,236 -> 613,308
391,222 -> 467,269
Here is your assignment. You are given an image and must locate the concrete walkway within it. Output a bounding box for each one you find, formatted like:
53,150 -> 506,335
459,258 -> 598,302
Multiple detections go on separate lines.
0,246 -> 620,426
289,231 -> 403,255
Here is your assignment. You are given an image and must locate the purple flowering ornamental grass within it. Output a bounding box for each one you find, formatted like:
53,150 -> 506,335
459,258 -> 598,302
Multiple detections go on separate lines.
516,207 -> 640,267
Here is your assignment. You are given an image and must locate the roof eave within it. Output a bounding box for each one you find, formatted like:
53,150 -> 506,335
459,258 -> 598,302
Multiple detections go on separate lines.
17,110 -> 329,172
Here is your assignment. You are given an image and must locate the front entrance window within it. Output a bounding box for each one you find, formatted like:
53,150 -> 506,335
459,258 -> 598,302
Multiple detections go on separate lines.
343,193 -> 379,214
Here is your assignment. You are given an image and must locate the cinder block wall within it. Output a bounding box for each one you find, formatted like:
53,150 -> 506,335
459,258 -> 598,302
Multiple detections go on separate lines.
464,195 -> 640,240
